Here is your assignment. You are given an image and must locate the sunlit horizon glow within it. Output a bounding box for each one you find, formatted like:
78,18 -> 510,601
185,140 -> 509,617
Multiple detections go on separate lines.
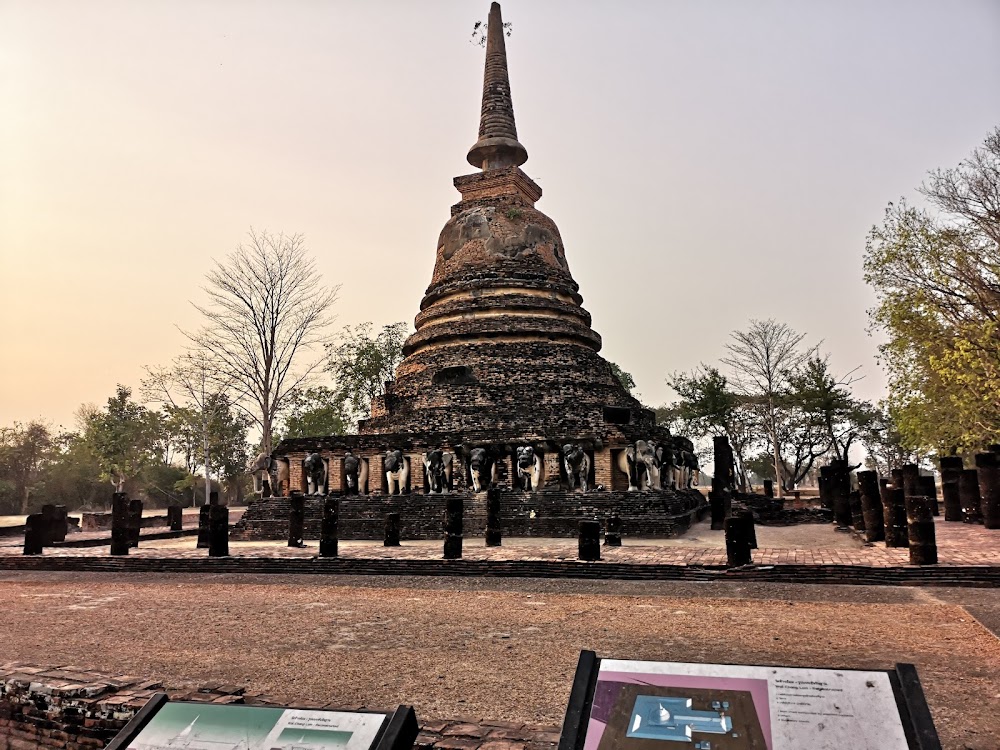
2,0 -> 999,429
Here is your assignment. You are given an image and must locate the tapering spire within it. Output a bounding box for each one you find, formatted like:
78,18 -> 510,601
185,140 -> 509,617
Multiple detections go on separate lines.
466,2 -> 528,171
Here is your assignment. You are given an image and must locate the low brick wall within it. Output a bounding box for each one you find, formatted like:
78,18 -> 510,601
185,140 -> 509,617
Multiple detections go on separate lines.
0,663 -> 560,750
80,513 -> 174,533
231,489 -> 706,541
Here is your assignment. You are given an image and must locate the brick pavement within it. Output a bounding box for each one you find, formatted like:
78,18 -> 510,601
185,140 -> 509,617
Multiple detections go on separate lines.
1,517 -> 997,567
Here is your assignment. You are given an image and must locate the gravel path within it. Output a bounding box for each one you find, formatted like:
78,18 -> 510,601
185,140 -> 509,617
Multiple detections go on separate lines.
2,573 -> 999,749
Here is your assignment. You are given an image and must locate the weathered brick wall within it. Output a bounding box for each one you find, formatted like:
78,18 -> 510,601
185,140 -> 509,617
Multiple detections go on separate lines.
80,514 -> 172,532
230,489 -> 705,541
0,664 -> 559,750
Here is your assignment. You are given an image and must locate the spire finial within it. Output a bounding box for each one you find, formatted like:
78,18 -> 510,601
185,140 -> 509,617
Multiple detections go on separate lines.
466,2 -> 528,171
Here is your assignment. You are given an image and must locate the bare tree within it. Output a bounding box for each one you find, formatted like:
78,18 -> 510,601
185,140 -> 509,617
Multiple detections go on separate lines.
721,319 -> 814,496
186,229 -> 339,455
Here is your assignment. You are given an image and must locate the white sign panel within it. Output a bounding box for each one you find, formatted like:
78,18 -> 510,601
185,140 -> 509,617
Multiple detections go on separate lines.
585,659 -> 908,750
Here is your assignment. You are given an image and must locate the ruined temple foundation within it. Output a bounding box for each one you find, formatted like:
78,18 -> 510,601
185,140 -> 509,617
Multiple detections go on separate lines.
237,2 -> 705,541
231,488 -> 704,541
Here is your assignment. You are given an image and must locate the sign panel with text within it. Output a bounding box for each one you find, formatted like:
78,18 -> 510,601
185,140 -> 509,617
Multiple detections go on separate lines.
105,697 -> 418,750
558,652 -> 940,750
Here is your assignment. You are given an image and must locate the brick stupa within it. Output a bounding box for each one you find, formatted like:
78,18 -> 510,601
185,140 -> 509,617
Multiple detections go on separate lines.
233,3 -> 702,542
362,1 -> 645,441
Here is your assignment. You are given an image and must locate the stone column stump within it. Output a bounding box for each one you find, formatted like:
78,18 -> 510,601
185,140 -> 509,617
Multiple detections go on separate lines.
22,514 -> 44,555
906,495 -> 937,565
901,464 -> 921,501
829,461 -> 852,529
110,492 -> 130,556
46,505 -> 69,543
578,519 -> 601,561
818,467 -> 832,511
320,496 -> 339,558
849,490 -> 865,531
443,495 -> 463,559
884,487 -> 909,547
208,505 -> 229,557
762,479 -> 774,498
976,452 -> 1000,529
959,468 -> 984,524
197,505 -> 211,548
918,475 -> 939,516
384,513 -> 401,547
724,515 -> 753,567
709,489 -> 727,531
40,504 -> 58,546
167,505 -> 183,532
604,515 -> 622,547
485,487 -> 502,547
288,494 -> 305,548
858,471 -> 884,542
738,509 -> 757,549
939,457 -> 963,521
127,498 -> 143,548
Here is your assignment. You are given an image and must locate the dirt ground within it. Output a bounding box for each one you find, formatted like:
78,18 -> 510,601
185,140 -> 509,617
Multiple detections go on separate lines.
1,572 -> 998,749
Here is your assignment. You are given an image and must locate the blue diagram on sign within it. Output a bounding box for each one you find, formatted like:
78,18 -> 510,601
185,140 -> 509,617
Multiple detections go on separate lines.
625,696 -> 734,746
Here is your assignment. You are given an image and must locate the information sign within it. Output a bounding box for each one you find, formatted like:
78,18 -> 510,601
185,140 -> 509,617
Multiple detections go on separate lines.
558,652 -> 940,750
105,695 -> 418,750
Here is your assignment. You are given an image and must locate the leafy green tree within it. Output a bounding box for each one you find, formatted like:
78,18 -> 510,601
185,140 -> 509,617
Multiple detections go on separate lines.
665,366 -> 756,490
279,386 -> 347,440
40,431 -> 114,510
864,127 -> 1000,454
858,402 -> 915,475
744,452 -> 776,483
325,322 -> 407,426
138,462 -> 192,508
158,396 -> 250,504
0,421 -> 55,514
784,356 -> 873,463
144,356 -> 251,505
84,385 -> 160,492
609,362 -> 637,394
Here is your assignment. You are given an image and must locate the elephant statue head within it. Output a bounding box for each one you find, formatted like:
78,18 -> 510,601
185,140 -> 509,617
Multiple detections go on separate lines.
469,447 -> 495,492
423,449 -> 453,494
343,452 -> 359,493
655,441 -> 681,489
303,453 -> 327,496
516,446 -> 544,491
249,451 -> 278,496
634,440 -> 661,490
562,443 -> 591,492
385,449 -> 409,495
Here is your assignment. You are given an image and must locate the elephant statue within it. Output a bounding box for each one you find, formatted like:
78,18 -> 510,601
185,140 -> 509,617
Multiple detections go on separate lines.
562,444 -> 591,492
250,452 -> 278,497
275,458 -> 290,496
656,442 -> 680,490
303,453 -> 327,496
616,440 -> 660,491
674,437 -> 697,488
469,447 -> 497,492
343,451 -> 369,495
385,449 -> 409,495
423,449 -> 454,494
685,450 -> 700,487
516,446 -> 544,491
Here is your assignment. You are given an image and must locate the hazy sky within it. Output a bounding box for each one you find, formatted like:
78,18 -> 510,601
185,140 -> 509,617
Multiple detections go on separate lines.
2,0 -> 999,429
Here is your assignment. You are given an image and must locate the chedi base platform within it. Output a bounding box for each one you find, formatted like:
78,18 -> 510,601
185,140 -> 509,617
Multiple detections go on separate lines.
231,489 -> 706,541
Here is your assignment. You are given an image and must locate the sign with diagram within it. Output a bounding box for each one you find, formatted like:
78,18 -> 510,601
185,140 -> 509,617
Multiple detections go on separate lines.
558,652 -> 941,750
105,696 -> 418,750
